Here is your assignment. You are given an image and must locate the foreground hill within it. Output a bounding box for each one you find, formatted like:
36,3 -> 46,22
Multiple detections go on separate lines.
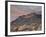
10,13 -> 42,32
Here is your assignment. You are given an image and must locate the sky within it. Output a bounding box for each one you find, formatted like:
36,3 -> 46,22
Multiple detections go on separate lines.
10,5 -> 42,22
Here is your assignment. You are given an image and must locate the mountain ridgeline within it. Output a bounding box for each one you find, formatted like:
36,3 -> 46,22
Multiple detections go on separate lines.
11,13 -> 41,25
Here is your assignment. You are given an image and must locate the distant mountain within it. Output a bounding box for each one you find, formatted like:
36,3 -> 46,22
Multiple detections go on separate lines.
11,13 -> 41,32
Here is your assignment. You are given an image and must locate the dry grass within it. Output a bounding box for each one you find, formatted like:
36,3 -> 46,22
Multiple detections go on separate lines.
10,23 -> 41,32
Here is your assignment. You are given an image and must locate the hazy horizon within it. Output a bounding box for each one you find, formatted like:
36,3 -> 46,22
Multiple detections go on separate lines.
10,5 -> 42,22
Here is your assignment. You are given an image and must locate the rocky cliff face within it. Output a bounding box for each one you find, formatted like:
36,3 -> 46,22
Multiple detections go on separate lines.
10,13 -> 42,32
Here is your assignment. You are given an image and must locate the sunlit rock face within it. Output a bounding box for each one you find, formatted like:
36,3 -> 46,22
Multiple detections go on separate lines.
10,13 -> 42,32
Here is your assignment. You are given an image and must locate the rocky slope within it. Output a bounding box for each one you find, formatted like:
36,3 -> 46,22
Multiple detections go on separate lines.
10,13 -> 42,32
